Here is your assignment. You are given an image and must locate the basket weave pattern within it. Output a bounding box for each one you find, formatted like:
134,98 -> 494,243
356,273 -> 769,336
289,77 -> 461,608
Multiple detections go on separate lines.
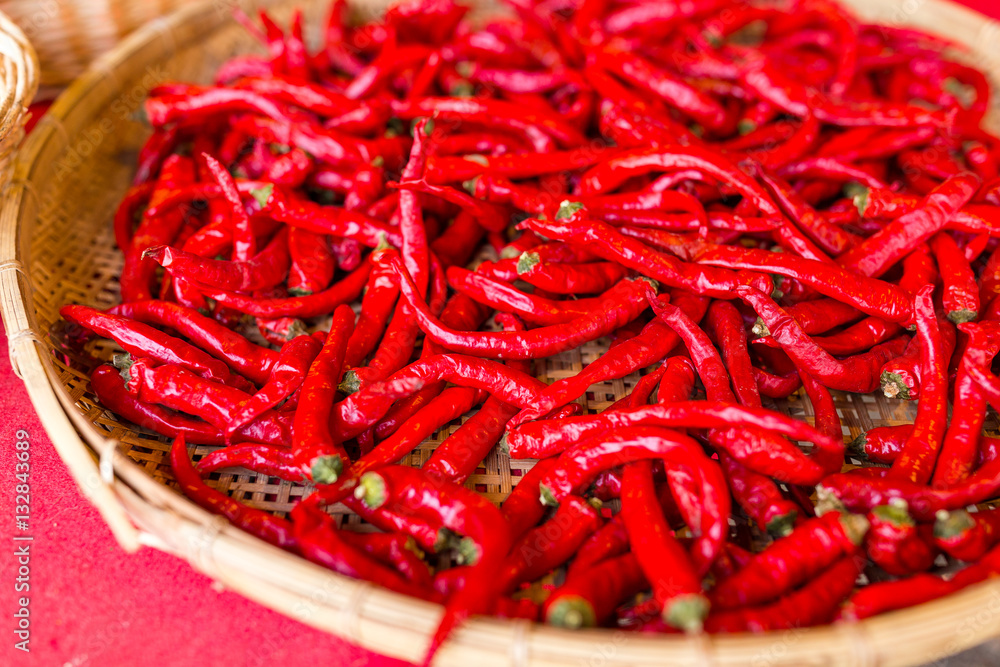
5,0 -> 1000,665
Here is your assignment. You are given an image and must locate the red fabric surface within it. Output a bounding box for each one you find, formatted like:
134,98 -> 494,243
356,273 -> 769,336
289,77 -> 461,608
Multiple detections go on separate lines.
1,1 -> 998,665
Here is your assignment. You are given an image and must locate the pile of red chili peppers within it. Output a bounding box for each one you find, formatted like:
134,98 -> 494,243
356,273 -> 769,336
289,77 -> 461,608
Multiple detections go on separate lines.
58,0 -> 1000,662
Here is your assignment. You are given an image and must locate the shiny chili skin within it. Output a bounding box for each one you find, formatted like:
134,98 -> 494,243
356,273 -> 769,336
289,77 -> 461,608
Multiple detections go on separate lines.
709,512 -> 867,610
522,215 -> 773,300
499,496 -> 601,594
929,232 -> 979,323
705,557 -> 862,633
656,356 -> 697,404
935,507 -> 1000,562
838,172 -> 981,278
384,248 -> 653,360
90,365 -> 284,446
62,305 -> 235,387
108,300 -> 277,385
623,459 -> 709,631
698,245 -> 913,325
287,228 -> 335,296
200,258 -> 370,319
889,288 -> 947,484
544,553 -> 648,629
515,254 -> 632,295
810,317 -> 903,356
196,443 -> 302,480
291,304 -> 355,484
225,334 -> 322,441
143,227 -> 290,292
738,286 -> 910,393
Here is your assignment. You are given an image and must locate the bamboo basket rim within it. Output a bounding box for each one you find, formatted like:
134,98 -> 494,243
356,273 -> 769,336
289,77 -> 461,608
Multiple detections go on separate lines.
4,0 -> 1000,665
0,7 -> 37,186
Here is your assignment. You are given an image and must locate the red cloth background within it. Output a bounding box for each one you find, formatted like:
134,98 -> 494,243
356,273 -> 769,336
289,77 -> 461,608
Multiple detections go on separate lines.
1,2 -> 998,665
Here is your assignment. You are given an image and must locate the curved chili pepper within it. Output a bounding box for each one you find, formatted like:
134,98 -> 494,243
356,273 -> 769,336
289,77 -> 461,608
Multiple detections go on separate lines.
810,316 -> 904,356
838,172 -> 981,278
170,436 -> 296,549
698,245 -> 913,324
447,266 -> 601,325
929,232 -> 979,323
515,253 -> 632,295
143,227 -> 290,292
705,556 -> 862,633
709,512 -> 867,610
197,443 -> 301,480
384,248 -> 653,360
935,507 -> 1000,562
264,187 -> 403,248
752,367 -> 802,399
62,306 -> 247,391
225,334 -> 322,441
286,228 -> 335,296
291,304 -> 355,483
200,257 -> 370,319
355,465 -> 511,665
757,167 -> 856,258
655,356 -> 697,404
108,300 -> 277,385
865,499 -> 936,576
91,365 -> 283,446
499,495 -> 601,594
522,214 -> 772,299
781,298 -> 863,335
339,530 -> 432,587
334,354 -> 545,441
738,286 -> 910,393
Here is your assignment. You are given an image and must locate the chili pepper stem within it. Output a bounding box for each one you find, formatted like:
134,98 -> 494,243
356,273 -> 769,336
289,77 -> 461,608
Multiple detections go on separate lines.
847,433 -> 869,461
766,511 -> 798,538
814,486 -> 848,516
454,536 -> 482,566
840,513 -> 871,544
934,509 -> 976,540
664,594 -> 710,633
546,597 -> 597,629
356,471 -> 388,508
751,318 -> 770,338
948,309 -> 978,324
311,454 -> 344,484
516,251 -> 540,275
539,484 -> 559,507
880,371 -> 911,400
113,352 -> 135,383
339,369 -> 361,395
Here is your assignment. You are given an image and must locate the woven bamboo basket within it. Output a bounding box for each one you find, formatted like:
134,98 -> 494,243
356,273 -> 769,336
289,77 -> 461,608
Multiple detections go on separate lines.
4,0 -> 1000,664
0,8 -> 36,189
0,0 -> 187,94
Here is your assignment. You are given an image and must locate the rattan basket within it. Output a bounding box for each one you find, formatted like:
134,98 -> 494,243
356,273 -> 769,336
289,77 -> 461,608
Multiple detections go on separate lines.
0,0 -> 187,94
0,8 -> 36,189
4,0 -> 1000,665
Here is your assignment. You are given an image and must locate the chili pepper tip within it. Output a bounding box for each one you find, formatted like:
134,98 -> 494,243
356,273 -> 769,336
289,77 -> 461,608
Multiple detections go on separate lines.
663,594 -> 710,633
545,597 -> 596,629
934,509 -> 975,540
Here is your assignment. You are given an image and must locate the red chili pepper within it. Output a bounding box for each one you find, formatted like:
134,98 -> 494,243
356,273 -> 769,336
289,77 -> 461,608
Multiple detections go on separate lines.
931,322 -> 1000,485
839,543 -> 1000,620
738,286 -> 910,392
384,248 -> 653,360
522,214 -> 772,299
934,507 -> 1000,562
335,354 -> 545,442
752,367 -> 802,398
780,298 -> 863,335
286,228 -> 335,296
499,495 -> 601,594
544,553 -> 648,628
108,300 -> 278,385
757,167 -> 859,256
515,253 -> 632,295
864,499 -> 937,576
720,453 -> 798,538
196,443 -> 301,480
655,356 -> 697,404
291,304 -> 355,483
200,257 -> 370,319
838,172 -> 981,278
709,512 -> 867,610
144,226 -> 290,292
705,556 -> 863,633
355,465 -> 511,665
225,334 -> 322,441
338,530 -> 432,587
697,245 -> 913,324
928,232 -> 979,323
289,502 -> 435,599
622,460 -> 709,631
810,317 -> 904,356
889,288 -> 947,485
90,365 -> 283,446
170,436 -> 296,549
61,305 -> 236,387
